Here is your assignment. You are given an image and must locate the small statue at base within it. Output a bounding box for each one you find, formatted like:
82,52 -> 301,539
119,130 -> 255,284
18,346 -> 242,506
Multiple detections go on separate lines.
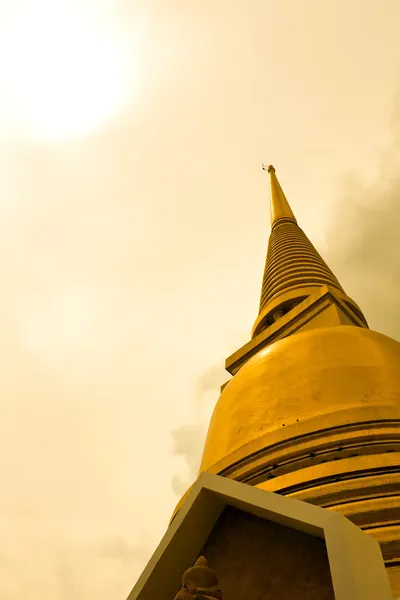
173,556 -> 222,600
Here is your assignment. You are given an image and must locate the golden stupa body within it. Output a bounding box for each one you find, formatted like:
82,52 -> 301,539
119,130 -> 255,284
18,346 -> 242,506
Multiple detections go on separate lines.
173,166 -> 400,597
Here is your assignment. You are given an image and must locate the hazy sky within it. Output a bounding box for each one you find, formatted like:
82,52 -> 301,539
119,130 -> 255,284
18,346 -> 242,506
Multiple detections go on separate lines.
0,1 -> 399,598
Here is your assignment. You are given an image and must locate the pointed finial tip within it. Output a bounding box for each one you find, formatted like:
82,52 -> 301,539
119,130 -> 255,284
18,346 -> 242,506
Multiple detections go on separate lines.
194,556 -> 209,567
267,165 -> 275,173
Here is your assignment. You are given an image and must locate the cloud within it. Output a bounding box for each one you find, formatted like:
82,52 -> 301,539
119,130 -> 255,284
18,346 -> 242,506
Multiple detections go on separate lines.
171,424 -> 206,495
0,532 -> 150,600
195,364 -> 230,399
54,564 -> 77,600
98,536 -> 149,563
171,364 -> 228,496
325,91 -> 400,340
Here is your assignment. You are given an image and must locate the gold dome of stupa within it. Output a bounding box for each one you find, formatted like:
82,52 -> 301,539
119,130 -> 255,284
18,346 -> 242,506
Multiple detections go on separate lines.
172,166 -> 400,597
201,326 -> 400,474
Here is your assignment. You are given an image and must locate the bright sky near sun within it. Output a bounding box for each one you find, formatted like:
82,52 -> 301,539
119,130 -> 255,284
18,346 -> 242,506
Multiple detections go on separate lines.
0,0 -> 132,140
0,0 -> 399,599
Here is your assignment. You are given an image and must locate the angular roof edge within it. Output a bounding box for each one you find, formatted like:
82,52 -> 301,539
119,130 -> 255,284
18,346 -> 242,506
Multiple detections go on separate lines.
126,472 -> 393,600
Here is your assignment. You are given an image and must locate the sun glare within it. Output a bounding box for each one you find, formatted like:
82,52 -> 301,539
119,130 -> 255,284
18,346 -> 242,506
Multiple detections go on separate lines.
0,1 -> 128,141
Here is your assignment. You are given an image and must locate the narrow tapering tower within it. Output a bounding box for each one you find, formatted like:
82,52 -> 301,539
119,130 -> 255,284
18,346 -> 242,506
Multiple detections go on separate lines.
253,165 -> 366,340
172,167 -> 400,597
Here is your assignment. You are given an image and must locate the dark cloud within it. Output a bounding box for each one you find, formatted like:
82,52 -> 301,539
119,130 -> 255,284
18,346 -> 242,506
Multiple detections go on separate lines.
325,93 -> 400,340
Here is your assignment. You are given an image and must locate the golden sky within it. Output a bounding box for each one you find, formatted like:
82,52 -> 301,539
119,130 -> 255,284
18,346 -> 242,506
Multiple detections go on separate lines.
0,0 -> 399,598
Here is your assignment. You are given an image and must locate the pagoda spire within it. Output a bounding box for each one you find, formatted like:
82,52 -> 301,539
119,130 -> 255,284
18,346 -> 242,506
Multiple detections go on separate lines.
263,164 -> 297,227
252,165 -> 368,338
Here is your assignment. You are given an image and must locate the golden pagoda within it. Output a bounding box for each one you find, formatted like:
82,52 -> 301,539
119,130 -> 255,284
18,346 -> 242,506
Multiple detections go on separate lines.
171,166 -> 400,598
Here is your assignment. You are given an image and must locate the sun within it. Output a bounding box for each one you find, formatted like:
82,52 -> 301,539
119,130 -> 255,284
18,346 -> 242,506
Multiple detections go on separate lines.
0,1 -> 128,141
